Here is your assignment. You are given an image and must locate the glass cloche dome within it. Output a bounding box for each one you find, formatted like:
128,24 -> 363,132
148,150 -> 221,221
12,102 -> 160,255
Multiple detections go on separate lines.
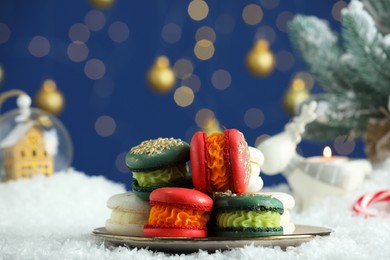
0,93 -> 73,181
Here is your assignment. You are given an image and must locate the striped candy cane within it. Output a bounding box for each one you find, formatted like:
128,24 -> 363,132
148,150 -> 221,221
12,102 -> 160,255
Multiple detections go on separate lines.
353,190 -> 390,217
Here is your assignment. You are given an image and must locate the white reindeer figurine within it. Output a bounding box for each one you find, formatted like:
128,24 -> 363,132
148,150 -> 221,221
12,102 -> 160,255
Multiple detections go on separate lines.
257,101 -> 372,211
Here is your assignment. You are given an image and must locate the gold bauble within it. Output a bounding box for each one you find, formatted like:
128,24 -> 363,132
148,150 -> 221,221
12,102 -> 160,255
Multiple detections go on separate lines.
282,78 -> 310,114
146,56 -> 176,94
246,40 -> 275,77
88,0 -> 115,9
35,79 -> 65,115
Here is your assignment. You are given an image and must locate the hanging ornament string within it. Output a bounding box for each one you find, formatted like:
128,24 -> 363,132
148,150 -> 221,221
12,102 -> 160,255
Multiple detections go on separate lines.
244,3 -> 276,78
145,1 -> 183,94
31,1 -> 66,116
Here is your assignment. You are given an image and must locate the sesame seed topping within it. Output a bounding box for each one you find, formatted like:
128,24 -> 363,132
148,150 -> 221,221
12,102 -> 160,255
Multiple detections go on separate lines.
130,137 -> 185,155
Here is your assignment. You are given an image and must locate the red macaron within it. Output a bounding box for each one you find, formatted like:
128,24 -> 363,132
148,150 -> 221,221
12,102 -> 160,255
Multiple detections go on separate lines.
190,129 -> 251,195
144,187 -> 213,238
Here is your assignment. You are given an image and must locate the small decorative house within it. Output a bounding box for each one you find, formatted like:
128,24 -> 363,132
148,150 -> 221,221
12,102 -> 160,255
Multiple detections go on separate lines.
0,121 -> 54,181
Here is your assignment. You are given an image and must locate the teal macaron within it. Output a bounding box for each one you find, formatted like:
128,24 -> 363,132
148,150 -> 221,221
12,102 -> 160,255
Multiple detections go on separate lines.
211,194 -> 284,237
126,137 -> 191,200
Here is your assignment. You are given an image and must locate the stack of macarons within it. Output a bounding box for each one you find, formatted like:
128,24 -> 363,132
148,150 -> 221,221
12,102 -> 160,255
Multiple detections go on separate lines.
104,129 -> 291,238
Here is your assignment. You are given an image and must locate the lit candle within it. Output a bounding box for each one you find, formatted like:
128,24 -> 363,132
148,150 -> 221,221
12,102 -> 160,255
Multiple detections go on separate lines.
303,146 -> 371,191
280,147 -> 372,210
306,146 -> 347,164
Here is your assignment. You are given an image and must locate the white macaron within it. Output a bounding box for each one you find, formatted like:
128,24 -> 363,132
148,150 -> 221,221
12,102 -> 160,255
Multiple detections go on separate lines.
245,147 -> 265,194
258,192 -> 296,234
105,192 -> 151,236
248,146 -> 264,175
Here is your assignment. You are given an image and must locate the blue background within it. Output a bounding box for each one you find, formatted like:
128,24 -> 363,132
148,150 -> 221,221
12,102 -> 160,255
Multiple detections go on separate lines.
0,0 -> 363,190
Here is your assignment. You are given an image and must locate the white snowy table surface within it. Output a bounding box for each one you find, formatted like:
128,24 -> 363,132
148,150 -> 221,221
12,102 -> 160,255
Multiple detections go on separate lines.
1,161 -> 390,260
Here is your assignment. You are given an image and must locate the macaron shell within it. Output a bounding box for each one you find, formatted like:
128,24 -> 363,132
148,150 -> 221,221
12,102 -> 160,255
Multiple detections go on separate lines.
250,162 -> 261,176
214,194 -> 284,214
224,129 -> 251,194
105,220 -> 145,236
107,192 -> 151,212
249,146 -> 263,175
248,146 -> 264,166
149,187 -> 213,211
190,131 -> 211,194
280,209 -> 291,224
132,187 -> 152,201
282,223 -> 296,234
213,227 -> 283,237
126,138 -> 190,172
144,224 -> 208,238
131,177 -> 194,201
258,192 -> 295,209
245,175 -> 264,194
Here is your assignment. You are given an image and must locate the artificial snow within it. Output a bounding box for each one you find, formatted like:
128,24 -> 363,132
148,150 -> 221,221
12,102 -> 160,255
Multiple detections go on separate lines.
1,163 -> 390,259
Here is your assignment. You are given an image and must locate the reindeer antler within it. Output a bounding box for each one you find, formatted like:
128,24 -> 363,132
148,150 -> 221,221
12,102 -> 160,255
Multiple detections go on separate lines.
284,101 -> 317,144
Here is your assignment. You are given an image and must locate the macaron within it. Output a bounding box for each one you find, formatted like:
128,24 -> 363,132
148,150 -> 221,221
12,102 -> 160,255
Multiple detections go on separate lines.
245,147 -> 265,194
212,194 -> 284,237
105,192 -> 151,236
259,192 -> 296,234
126,137 -> 192,200
144,187 -> 213,238
190,129 -> 251,195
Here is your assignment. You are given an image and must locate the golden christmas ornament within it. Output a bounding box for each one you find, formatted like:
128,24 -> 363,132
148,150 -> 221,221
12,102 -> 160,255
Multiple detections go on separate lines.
34,79 -> 65,115
146,56 -> 176,94
88,0 -> 115,9
246,39 -> 275,77
282,78 -> 310,114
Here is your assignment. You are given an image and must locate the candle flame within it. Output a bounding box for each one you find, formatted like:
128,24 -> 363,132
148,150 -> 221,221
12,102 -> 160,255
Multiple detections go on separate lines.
323,146 -> 332,158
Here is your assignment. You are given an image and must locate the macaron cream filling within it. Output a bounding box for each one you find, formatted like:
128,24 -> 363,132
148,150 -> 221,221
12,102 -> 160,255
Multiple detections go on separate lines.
216,210 -> 281,228
132,164 -> 188,187
110,209 -> 150,225
207,133 -> 230,191
148,204 -> 210,227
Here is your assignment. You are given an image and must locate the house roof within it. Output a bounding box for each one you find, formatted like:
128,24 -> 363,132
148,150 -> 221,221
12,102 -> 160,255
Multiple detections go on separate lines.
0,121 -> 36,149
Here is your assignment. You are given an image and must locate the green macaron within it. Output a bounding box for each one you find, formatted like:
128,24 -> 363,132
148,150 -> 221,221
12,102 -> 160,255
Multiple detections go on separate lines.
211,194 -> 284,237
126,137 -> 191,200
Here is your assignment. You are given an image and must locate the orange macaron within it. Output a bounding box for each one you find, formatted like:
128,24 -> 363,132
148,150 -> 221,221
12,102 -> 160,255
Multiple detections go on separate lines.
144,187 -> 213,238
190,129 -> 251,195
